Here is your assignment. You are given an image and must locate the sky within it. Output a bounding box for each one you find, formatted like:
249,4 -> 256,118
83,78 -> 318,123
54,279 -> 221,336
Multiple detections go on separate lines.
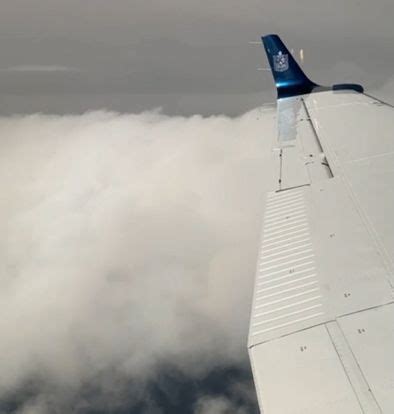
0,0 -> 394,115
0,1 -> 394,413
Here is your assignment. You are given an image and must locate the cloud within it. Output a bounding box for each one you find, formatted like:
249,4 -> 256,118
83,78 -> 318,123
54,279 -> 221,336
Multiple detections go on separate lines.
3,65 -> 79,73
0,107 -> 275,412
194,378 -> 258,414
194,397 -> 247,414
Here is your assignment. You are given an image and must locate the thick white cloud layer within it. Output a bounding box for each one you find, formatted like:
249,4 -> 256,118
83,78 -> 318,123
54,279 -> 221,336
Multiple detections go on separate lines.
0,108 -> 275,412
195,397 -> 248,414
194,379 -> 258,414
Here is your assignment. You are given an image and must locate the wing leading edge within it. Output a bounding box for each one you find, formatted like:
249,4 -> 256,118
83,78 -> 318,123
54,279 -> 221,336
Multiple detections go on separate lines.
249,35 -> 394,414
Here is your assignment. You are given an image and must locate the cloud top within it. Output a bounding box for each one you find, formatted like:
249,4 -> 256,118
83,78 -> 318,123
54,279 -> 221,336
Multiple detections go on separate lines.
0,108 -> 274,412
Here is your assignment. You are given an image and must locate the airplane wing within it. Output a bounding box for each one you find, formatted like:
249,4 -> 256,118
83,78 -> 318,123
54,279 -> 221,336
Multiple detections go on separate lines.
249,34 -> 394,413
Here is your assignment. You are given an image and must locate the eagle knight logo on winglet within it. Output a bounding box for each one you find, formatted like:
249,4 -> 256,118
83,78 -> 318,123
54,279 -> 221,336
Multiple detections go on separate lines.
273,51 -> 289,72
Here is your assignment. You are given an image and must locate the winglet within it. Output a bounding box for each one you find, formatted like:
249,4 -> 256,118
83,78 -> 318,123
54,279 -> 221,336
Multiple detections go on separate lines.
262,34 -> 364,99
262,34 -> 319,99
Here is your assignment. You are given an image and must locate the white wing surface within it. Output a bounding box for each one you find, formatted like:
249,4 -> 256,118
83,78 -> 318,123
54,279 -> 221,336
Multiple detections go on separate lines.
249,35 -> 394,414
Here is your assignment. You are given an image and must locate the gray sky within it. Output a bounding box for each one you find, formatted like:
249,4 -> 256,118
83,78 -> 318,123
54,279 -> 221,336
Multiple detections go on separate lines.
0,0 -> 394,115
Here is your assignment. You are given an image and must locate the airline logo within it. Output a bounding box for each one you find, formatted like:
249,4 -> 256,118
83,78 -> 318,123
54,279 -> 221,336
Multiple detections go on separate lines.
273,51 -> 289,72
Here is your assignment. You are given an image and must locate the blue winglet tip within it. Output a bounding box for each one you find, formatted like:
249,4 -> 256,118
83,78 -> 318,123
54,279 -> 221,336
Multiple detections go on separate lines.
261,34 -> 317,99
261,34 -> 363,98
